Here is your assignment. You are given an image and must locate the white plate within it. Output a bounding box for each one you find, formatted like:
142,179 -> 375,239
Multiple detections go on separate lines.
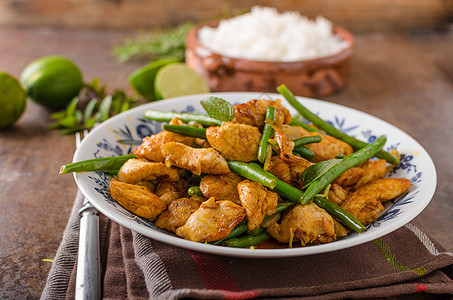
74,92 -> 437,258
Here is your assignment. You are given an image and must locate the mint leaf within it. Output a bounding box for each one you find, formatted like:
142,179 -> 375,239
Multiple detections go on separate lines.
200,96 -> 234,122
301,159 -> 342,189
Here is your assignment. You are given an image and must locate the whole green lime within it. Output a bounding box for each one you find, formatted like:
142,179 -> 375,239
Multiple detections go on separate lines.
128,58 -> 178,101
20,55 -> 83,110
0,72 -> 27,129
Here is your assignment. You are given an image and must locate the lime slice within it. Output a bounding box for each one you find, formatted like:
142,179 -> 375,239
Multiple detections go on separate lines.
0,72 -> 27,129
128,58 -> 178,101
154,63 -> 210,100
20,55 -> 83,110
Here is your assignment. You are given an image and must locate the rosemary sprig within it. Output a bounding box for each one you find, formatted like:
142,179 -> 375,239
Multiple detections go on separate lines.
112,22 -> 194,63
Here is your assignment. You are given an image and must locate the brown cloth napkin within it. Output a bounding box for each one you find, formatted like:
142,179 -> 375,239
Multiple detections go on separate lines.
41,191 -> 453,299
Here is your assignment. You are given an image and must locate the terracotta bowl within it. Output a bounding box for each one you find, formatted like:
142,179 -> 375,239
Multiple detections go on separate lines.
185,22 -> 354,98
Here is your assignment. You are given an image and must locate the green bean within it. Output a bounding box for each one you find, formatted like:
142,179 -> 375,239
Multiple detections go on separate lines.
293,146 -> 316,160
247,202 -> 294,235
274,201 -> 295,213
227,161 -> 277,189
291,135 -> 321,160
212,220 -> 248,245
212,202 -> 293,246
249,162 -> 305,203
247,227 -> 265,236
187,186 -> 203,197
59,154 -> 136,174
313,196 -> 364,233
105,170 -> 119,175
249,163 -> 364,232
293,135 -> 322,147
289,119 -> 323,134
277,84 -> 399,165
301,135 -> 387,203
222,232 -> 271,248
162,125 -> 207,139
258,106 -> 276,163
144,109 -> 222,126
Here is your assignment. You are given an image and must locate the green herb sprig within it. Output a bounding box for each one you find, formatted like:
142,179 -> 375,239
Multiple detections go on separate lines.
112,22 -> 194,64
48,78 -> 140,134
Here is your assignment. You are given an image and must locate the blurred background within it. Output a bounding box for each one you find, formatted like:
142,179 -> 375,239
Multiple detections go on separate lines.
2,0 -> 452,96
1,0 -> 452,32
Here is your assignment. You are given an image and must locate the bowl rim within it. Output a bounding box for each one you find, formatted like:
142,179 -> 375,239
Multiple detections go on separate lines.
186,20 -> 355,69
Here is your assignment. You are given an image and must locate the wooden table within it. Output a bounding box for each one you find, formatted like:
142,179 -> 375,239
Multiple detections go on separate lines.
1,27 -> 452,299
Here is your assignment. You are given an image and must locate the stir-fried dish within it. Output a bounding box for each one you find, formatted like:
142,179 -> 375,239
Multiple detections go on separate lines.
62,85 -> 411,248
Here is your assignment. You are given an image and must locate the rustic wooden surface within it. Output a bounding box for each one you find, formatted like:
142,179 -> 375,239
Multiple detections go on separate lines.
0,0 -> 451,32
0,27 -> 452,298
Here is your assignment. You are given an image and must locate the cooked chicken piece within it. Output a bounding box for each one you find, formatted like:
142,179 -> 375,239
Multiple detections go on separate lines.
206,122 -> 261,162
199,173 -> 243,204
134,131 -> 167,162
161,142 -> 229,175
155,179 -> 188,206
328,183 -> 349,206
333,167 -> 364,188
288,159 -> 312,186
237,180 -> 279,231
195,138 -> 211,148
109,178 -> 166,221
175,197 -> 246,243
354,159 -> 387,189
281,124 -> 311,140
135,180 -> 156,193
188,195 -> 208,203
341,178 -> 411,226
117,158 -> 179,184
273,123 -> 296,160
267,156 -> 311,188
267,156 -> 292,184
155,197 -> 202,232
282,125 -> 353,162
134,117 -> 196,162
266,203 -> 336,247
271,122 -> 313,169
233,99 -> 292,128
333,219 -> 349,238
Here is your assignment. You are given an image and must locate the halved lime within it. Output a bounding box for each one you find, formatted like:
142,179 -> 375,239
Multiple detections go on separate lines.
20,55 -> 83,110
128,58 -> 178,101
0,72 -> 27,129
154,63 -> 210,100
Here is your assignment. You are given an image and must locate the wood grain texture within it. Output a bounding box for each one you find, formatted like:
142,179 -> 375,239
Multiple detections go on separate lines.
0,0 -> 451,32
0,27 -> 452,298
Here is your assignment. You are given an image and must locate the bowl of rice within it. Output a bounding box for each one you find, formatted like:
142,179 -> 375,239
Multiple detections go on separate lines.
185,6 -> 354,97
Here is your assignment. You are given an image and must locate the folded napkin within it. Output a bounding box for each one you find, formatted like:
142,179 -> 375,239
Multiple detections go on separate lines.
41,191 -> 453,299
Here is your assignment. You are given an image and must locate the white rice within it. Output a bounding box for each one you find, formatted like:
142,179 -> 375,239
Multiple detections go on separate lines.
198,6 -> 350,62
